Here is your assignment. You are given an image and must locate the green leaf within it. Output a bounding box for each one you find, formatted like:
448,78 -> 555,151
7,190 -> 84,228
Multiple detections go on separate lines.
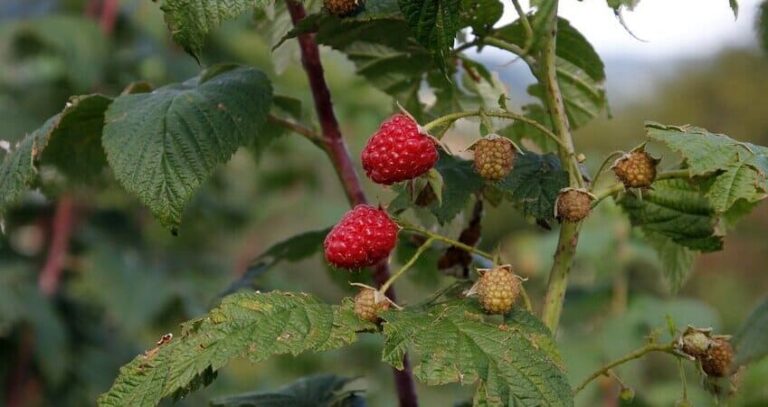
258,229 -> 330,264
619,179 -> 722,252
210,374 -> 366,407
397,0 -> 462,64
730,0 -> 739,18
645,122 -> 768,213
460,0 -> 503,37
430,151 -> 485,224
315,17 -> 432,115
159,0 -> 267,58
496,152 -> 569,222
102,65 -> 273,230
643,232 -> 696,292
733,297 -> 768,366
98,292 -> 372,407
381,302 -> 572,406
0,94 -> 112,213
499,104 -> 558,152
606,0 -> 640,11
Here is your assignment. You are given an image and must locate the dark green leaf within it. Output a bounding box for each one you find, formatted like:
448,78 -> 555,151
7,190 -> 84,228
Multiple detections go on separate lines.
381,301 -> 572,406
460,0 -> 503,37
210,374 -> 366,407
398,0 -> 461,64
159,0 -> 268,58
733,297 -> 768,366
496,152 -> 569,222
98,292 -> 373,407
102,65 -> 273,229
431,151 -> 485,224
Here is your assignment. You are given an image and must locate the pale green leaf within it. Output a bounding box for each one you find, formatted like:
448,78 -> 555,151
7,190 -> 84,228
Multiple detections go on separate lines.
98,292 -> 372,407
643,232 -> 697,292
619,179 -> 722,252
704,161 -> 767,212
733,297 -> 768,366
381,302 -> 572,406
102,65 -> 273,230
159,0 -> 267,57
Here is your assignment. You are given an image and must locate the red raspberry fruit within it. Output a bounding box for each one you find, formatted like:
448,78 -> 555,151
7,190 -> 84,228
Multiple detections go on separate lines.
324,205 -> 398,269
361,114 -> 438,185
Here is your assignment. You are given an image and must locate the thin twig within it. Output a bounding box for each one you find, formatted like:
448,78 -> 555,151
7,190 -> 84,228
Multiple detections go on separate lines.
573,343 -> 676,395
510,0 -> 533,53
267,114 -> 323,146
589,151 -> 625,192
381,238 -> 435,293
591,169 -> 692,205
400,223 -> 495,261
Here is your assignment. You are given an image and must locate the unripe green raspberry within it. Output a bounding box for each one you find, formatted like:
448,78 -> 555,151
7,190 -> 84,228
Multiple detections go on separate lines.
471,135 -> 518,181
555,188 -> 593,222
472,265 -> 521,314
612,148 -> 659,188
353,287 -> 390,322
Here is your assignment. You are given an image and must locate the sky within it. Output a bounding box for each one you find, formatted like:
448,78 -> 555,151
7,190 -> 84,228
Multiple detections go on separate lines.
500,0 -> 762,59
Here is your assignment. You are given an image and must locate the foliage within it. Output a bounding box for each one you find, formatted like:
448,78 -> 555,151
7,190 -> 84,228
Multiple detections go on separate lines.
1,0 -> 767,406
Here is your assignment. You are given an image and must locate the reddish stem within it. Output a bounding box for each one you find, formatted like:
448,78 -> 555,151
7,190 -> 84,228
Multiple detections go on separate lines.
99,0 -> 119,35
284,2 -> 418,405
4,328 -> 33,407
38,195 -> 76,296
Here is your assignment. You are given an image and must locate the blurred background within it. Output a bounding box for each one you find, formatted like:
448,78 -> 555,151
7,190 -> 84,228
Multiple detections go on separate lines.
0,0 -> 767,406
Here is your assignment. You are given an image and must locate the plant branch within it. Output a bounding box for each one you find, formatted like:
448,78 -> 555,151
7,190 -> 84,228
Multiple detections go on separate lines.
267,114 -> 322,146
535,0 -> 588,333
480,37 -> 538,67
381,237 -> 435,293
38,195 -> 76,297
284,2 -> 418,405
422,110 -> 569,151
588,151 -> 624,192
573,343 -> 676,395
400,223 -> 495,261
510,0 -> 533,53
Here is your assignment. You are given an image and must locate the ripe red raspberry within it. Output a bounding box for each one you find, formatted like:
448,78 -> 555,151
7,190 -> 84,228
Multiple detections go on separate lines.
612,148 -> 659,188
353,287 -> 391,322
361,114 -> 438,185
555,188 -> 593,222
323,0 -> 360,16
324,205 -> 398,269
471,135 -> 518,181
470,265 -> 521,315
701,337 -> 734,378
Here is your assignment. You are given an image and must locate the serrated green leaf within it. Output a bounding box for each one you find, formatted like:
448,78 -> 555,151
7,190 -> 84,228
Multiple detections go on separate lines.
431,151 -> 485,224
102,65 -> 273,230
619,179 -> 722,252
98,292 -> 372,407
645,122 -> 768,213
381,302 -> 572,406
733,297 -> 768,366
398,0 -> 461,64
0,94 -> 113,213
496,152 -> 568,222
159,0 -> 268,58
259,229 -> 330,264
210,374 -> 366,407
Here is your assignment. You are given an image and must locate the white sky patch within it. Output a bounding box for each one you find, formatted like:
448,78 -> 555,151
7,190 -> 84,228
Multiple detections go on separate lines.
496,0 -> 761,59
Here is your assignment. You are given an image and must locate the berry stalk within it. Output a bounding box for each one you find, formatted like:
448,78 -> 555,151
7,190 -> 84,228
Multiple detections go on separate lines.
380,237 -> 435,293
400,223 -> 495,261
284,2 -> 418,405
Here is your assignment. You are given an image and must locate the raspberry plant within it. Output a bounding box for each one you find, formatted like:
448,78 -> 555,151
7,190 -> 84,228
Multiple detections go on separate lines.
2,0 -> 768,406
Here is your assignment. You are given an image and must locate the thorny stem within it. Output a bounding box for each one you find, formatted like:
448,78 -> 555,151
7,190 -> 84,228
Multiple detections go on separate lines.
381,238 -> 436,293
422,110 -> 569,151
573,343 -> 676,395
400,223 -> 495,261
284,2 -> 418,406
537,0 -> 587,333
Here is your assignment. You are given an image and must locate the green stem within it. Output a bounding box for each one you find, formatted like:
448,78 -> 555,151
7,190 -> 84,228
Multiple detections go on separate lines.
541,221 -> 579,330
510,0 -> 533,53
483,37 -> 538,67
380,237 -> 435,293
591,169 -> 692,205
573,343 -> 676,395
588,151 -> 625,192
400,223 -> 495,261
421,110 -> 569,151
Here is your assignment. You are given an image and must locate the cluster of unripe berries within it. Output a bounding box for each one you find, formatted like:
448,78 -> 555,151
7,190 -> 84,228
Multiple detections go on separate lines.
678,327 -> 735,378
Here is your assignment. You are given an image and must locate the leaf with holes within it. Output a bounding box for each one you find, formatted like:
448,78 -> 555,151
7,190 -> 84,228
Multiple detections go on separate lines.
98,292 -> 373,407
381,301 -> 572,406
102,65 -> 273,230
